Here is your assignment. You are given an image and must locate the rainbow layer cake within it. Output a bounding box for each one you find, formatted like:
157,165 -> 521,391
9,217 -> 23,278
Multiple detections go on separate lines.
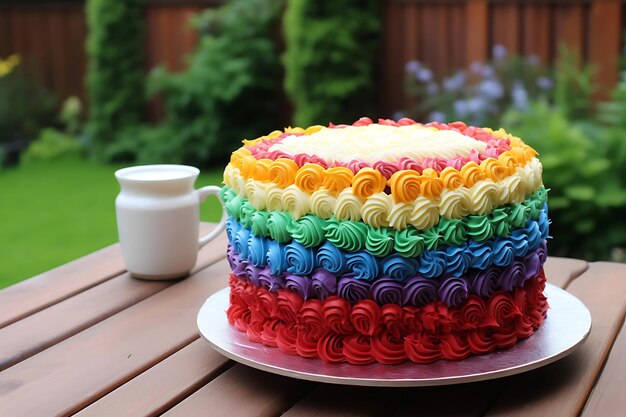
221,117 -> 550,364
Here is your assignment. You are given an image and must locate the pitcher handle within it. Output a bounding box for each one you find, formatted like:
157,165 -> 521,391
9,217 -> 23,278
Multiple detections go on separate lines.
197,186 -> 227,248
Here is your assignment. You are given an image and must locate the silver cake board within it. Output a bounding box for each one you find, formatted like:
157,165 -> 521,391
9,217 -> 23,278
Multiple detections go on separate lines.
197,283 -> 591,387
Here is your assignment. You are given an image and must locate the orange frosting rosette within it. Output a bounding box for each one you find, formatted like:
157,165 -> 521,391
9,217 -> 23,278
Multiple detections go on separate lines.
440,167 -> 465,189
253,158 -> 273,181
460,162 -> 485,188
322,167 -> 354,194
295,163 -> 326,194
481,158 -> 509,181
352,168 -> 388,200
268,158 -> 299,189
229,151 -> 535,201
388,170 -> 421,203
237,154 -> 257,178
417,168 -> 444,199
499,152 -> 521,173
226,121 -> 538,201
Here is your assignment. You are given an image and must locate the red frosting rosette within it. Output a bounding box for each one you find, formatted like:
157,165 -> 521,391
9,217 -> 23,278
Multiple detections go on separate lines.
343,334 -> 375,365
350,300 -> 381,336
225,269 -> 548,364
322,297 -> 354,334
371,331 -> 407,364
317,333 -> 345,364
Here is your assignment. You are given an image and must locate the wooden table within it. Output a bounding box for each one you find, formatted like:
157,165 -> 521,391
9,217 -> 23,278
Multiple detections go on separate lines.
1,229 -> 625,417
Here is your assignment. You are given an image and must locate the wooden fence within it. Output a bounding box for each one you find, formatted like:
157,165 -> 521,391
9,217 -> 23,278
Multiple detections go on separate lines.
0,0 -> 623,119
380,0 -> 624,115
0,1 -> 216,105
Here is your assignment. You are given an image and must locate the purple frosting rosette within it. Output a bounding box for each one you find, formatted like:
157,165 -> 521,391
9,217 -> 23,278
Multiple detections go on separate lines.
311,268 -> 337,300
402,275 -> 438,307
285,273 -> 313,299
438,276 -> 469,308
498,260 -> 527,292
337,276 -> 371,303
370,277 -> 403,305
226,245 -> 237,270
468,266 -> 500,298
227,240 -> 550,307
244,263 -> 262,287
257,267 -> 285,292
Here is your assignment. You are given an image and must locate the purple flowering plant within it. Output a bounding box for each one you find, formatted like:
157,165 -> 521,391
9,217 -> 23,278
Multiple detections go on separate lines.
402,44 -> 553,125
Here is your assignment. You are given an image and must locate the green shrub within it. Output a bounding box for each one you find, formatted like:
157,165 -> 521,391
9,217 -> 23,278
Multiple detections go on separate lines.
552,46 -> 595,121
21,128 -> 82,164
85,0 -> 145,155
283,0 -> 380,126
593,74 -> 626,258
0,55 -> 56,144
108,0 -> 284,166
22,96 -> 86,164
501,57 -> 625,261
502,101 -> 626,260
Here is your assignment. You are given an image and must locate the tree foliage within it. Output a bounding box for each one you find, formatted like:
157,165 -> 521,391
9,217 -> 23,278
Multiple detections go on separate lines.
283,0 -> 380,126
85,0 -> 145,154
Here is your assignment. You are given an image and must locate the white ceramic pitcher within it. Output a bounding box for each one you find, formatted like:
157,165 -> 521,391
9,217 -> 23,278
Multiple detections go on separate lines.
115,164 -> 226,280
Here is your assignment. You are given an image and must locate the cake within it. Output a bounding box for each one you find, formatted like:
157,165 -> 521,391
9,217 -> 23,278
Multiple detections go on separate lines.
221,117 -> 549,364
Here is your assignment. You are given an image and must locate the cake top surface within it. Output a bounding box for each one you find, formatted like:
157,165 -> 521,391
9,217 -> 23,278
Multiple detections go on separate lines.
224,118 -> 541,213
268,124 -> 488,164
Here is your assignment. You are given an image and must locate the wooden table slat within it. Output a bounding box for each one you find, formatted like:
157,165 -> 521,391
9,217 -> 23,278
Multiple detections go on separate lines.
0,232 -> 228,372
162,365 -> 311,417
0,259 -> 231,417
75,339 -> 231,417
543,256 -> 589,289
581,319 -> 626,417
0,244 -> 125,329
0,223 -> 221,330
282,385 -> 407,417
484,261 -> 626,417
0,274 -> 169,372
391,381 -> 506,417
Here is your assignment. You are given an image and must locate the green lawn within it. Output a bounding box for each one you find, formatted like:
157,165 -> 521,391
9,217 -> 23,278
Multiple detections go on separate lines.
0,158 -> 224,289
